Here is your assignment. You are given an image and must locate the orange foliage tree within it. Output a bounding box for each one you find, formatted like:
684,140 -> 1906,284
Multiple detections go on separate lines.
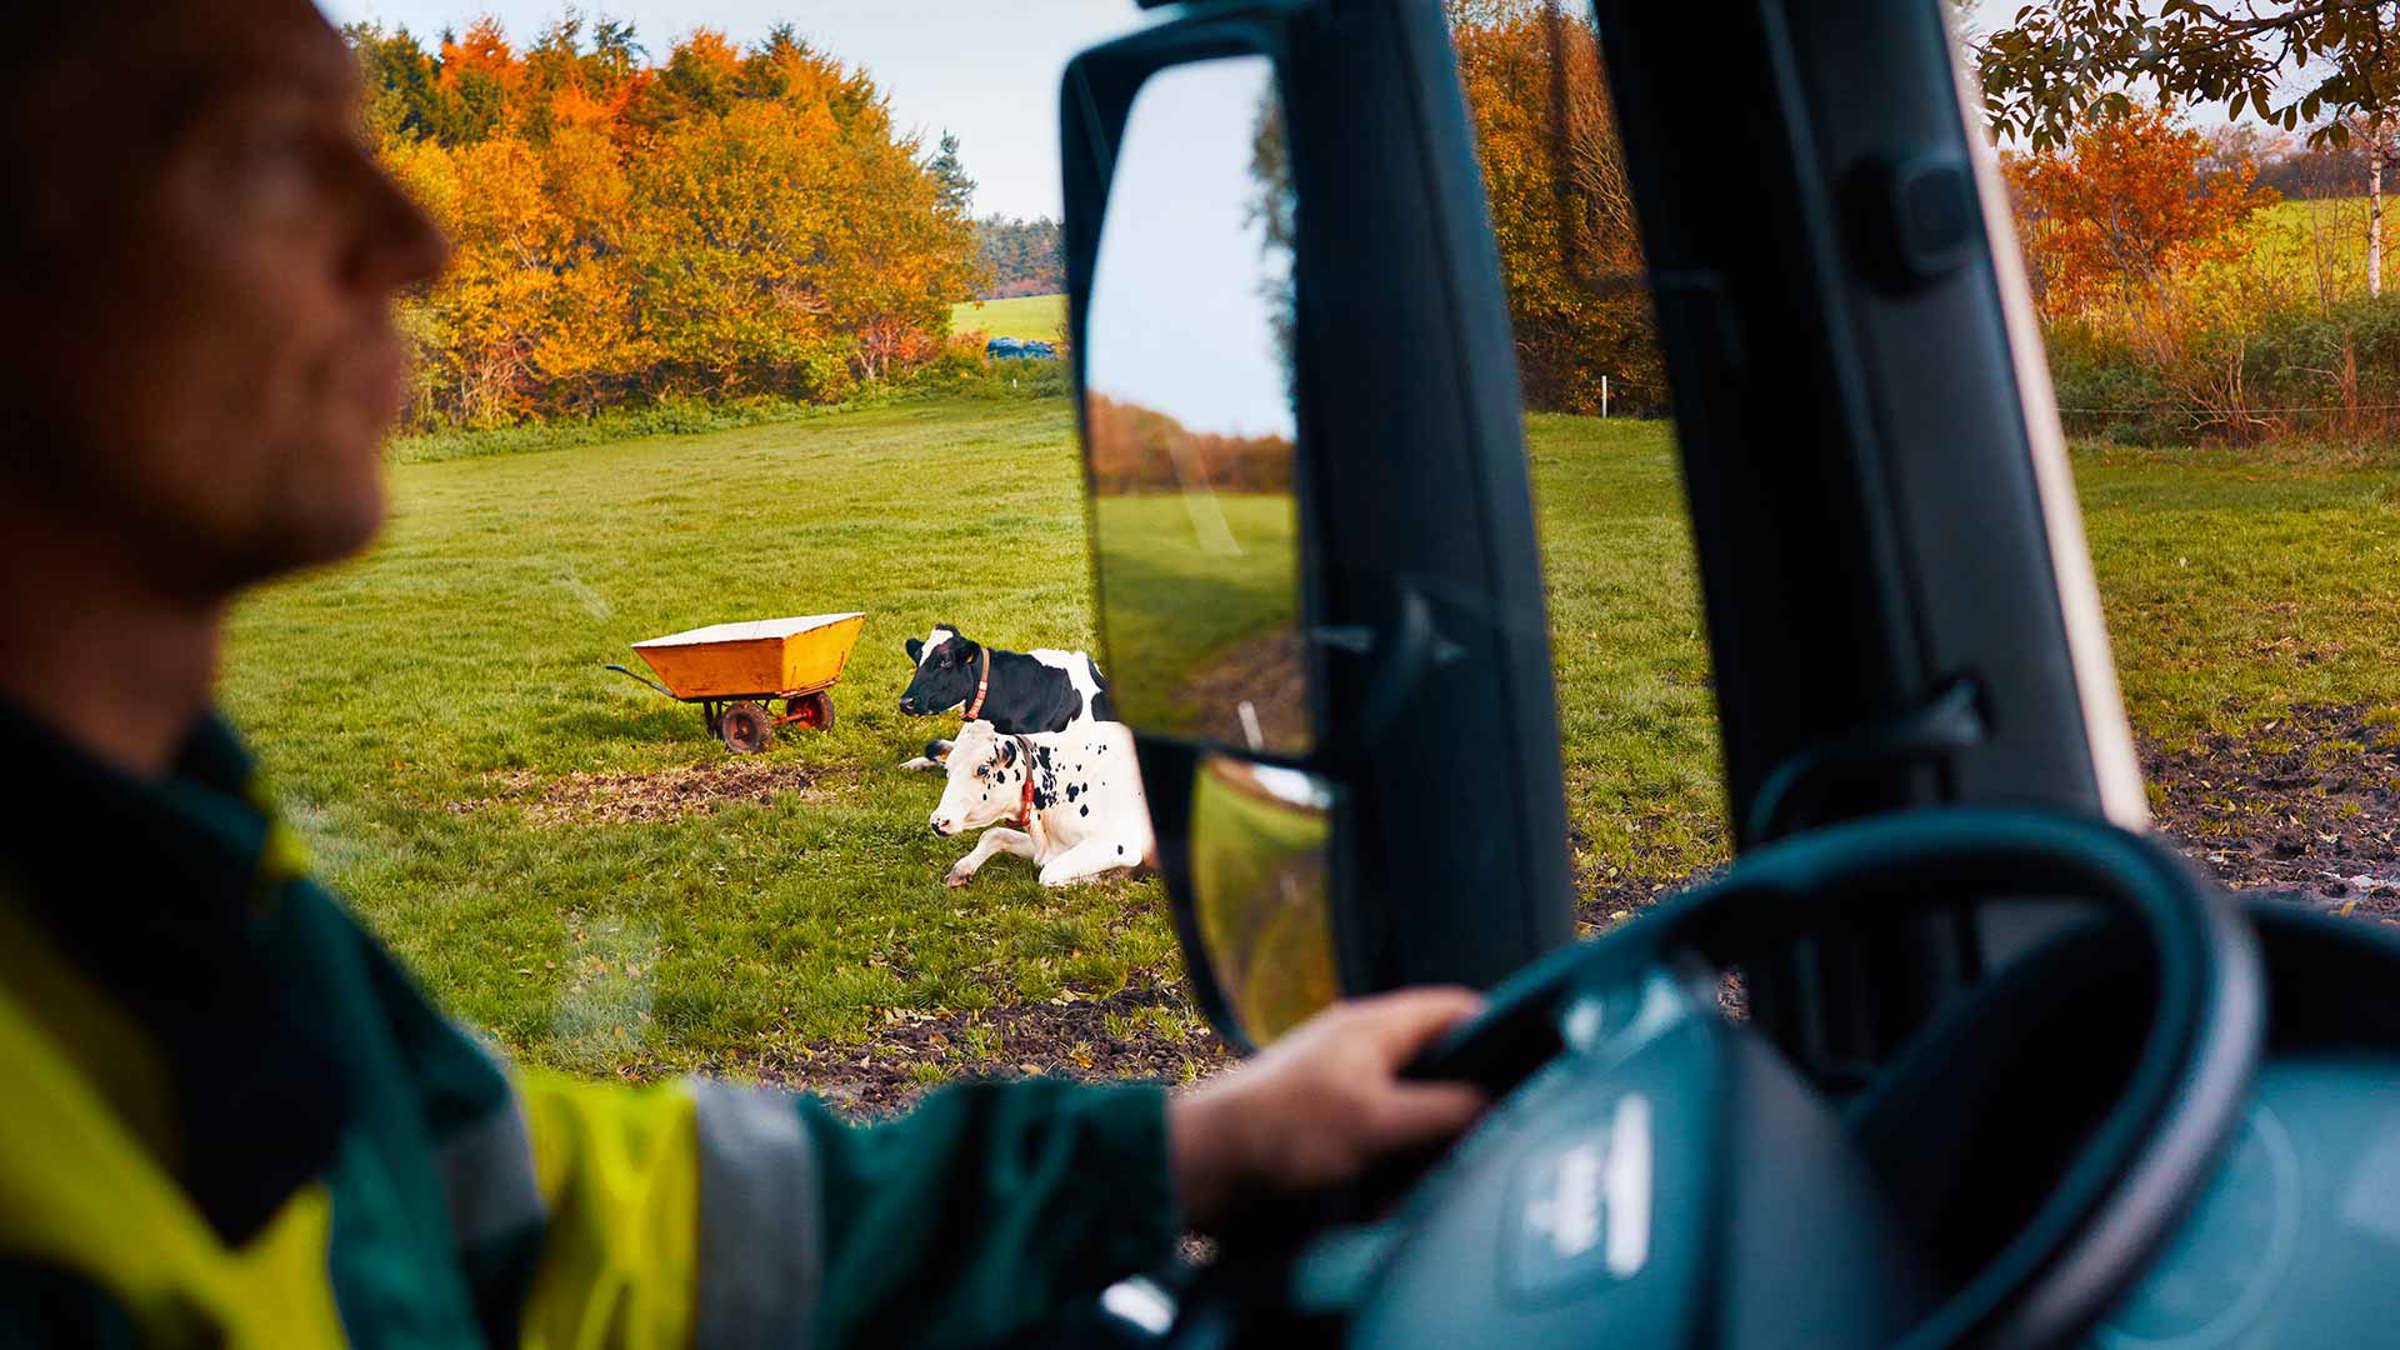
1086,394 -> 1296,496
2004,104 -> 2279,326
1448,0 -> 1661,416
2005,104 -> 2305,441
349,19 -> 978,427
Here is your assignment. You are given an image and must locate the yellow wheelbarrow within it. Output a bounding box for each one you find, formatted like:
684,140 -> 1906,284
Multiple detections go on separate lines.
605,612 -> 866,754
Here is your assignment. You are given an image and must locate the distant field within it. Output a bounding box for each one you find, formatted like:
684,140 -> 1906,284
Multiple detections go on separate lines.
222,395 -> 2400,1092
2242,197 -> 2396,299
951,293 -> 1067,342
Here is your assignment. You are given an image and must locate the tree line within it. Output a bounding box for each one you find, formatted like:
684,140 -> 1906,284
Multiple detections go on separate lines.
351,17 -> 978,427
1086,394 -> 1296,496
351,4 -> 2398,445
1452,0 -> 2400,442
974,217 -> 1065,298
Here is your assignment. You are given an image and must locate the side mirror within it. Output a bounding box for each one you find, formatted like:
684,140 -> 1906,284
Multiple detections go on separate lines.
1065,23 -> 1342,1049
1064,0 -> 1576,1051
1141,736 -> 1344,1050
1081,51 -> 1313,760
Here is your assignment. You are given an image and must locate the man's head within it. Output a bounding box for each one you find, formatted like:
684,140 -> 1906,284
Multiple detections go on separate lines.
0,0 -> 447,600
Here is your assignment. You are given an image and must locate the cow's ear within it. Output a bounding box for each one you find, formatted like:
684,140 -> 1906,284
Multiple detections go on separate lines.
997,740 -> 1017,768
905,637 -> 923,663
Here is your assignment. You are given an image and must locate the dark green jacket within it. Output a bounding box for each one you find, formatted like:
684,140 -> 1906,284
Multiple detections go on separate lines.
0,705 -> 1179,1347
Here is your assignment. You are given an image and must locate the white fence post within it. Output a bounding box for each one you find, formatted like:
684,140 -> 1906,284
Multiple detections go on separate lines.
1601,374 -> 1610,419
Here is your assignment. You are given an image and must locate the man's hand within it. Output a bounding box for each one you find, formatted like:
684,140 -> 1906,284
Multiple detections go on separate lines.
1167,986 -> 1487,1232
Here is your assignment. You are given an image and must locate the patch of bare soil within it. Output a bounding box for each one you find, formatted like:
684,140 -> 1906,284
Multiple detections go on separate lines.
2138,703 -> 2400,924
447,760 -> 821,825
1567,815 -> 1724,937
734,980 -> 1231,1116
1560,703 -> 2400,936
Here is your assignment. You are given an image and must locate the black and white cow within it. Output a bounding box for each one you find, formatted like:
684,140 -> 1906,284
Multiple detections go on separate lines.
897,625 -> 1114,768
928,720 -> 1152,887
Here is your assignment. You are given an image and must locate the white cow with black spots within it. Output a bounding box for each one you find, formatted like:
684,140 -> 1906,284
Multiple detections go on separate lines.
928,720 -> 1152,888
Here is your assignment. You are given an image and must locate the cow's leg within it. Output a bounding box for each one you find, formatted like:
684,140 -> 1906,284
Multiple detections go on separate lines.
1035,837 -> 1141,888
946,827 -> 1036,887
900,738 -> 954,773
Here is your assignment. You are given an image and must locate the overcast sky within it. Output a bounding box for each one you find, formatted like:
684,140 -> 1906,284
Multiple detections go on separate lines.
1083,55 -> 1294,439
318,1 -> 1149,220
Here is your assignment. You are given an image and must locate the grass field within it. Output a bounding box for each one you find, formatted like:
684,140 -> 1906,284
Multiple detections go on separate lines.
950,293 -> 1067,343
220,395 -> 2400,1088
1091,492 -> 1302,745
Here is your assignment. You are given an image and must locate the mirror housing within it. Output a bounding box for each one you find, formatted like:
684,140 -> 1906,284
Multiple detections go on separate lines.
1065,0 -> 1576,1049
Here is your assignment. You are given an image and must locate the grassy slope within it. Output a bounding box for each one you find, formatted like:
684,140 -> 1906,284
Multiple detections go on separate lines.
226,398 -> 1177,1082
221,398 -> 2400,1075
1091,493 -> 1299,740
950,293 -> 1067,343
2074,441 -> 2400,752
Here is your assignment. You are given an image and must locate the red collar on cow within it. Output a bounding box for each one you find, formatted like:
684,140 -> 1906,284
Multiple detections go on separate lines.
1009,735 -> 1039,829
961,648 -> 993,722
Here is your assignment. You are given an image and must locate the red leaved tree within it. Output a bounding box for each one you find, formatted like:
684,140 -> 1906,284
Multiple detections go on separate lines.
2004,104 -> 2278,326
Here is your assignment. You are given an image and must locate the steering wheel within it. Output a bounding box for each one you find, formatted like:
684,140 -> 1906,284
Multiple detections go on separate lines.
1177,807 -> 2263,1349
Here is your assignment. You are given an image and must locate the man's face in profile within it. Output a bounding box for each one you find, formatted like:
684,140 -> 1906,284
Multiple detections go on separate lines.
1,0 -> 446,596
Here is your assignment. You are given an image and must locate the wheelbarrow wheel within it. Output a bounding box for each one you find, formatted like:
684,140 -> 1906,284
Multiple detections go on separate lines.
786,691 -> 835,733
719,701 -> 774,755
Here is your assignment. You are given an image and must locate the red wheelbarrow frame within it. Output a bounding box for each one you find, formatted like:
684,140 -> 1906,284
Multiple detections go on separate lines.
603,664 -> 838,754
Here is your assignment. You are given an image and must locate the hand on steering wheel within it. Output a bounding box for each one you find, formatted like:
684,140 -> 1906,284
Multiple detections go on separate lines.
1183,807 -> 2262,1350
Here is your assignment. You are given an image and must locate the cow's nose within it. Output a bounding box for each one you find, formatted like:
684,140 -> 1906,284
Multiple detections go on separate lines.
899,696 -> 919,713
929,813 -> 954,836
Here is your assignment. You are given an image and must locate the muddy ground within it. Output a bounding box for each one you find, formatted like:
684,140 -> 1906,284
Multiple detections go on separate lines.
448,760 -> 825,825
2135,703 -> 2400,922
1568,703 -> 2400,926
743,979 -> 1229,1114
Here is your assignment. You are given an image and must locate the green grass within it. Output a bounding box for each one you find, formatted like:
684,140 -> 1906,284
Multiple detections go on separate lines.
227,397 -> 1163,1081
2249,197 -> 2388,298
220,395 -> 2400,1075
1091,492 -> 1300,742
2073,439 -> 2400,750
950,293 -> 1067,343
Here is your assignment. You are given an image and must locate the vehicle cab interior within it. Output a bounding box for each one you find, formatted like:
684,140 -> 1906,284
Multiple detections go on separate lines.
1060,0 -> 2400,1343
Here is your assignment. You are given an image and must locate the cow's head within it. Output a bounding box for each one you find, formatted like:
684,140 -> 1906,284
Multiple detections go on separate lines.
899,624 -> 981,716
929,721 -> 1024,836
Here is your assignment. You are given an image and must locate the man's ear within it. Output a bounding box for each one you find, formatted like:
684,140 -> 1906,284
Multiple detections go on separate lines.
905,637 -> 923,663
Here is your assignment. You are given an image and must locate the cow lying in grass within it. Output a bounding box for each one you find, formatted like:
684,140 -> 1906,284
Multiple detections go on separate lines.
898,624 -> 1114,770
929,720 -> 1152,888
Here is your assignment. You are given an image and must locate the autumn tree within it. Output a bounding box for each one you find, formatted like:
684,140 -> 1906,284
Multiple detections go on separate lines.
1448,0 -> 1661,415
1976,1 -> 2400,295
351,21 -> 976,425
2003,103 -> 2278,325
434,18 -> 520,144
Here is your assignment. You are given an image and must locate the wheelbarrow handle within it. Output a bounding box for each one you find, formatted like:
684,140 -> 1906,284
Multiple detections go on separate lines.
602,663 -> 677,699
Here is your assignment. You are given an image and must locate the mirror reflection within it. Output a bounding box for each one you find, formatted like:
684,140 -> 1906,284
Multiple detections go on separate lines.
1084,54 -> 1311,756
1189,755 -> 1341,1043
